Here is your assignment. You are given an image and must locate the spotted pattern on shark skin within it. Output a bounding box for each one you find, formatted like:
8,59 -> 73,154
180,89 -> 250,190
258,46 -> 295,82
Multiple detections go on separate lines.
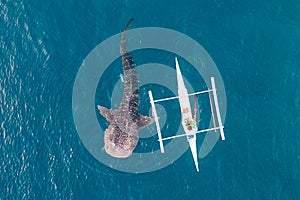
122,53 -> 136,71
129,89 -> 140,122
119,54 -> 139,111
108,125 -> 138,151
97,18 -> 154,158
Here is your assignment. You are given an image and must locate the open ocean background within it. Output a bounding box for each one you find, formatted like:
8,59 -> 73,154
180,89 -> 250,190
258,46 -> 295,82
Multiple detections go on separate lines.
1,0 -> 300,199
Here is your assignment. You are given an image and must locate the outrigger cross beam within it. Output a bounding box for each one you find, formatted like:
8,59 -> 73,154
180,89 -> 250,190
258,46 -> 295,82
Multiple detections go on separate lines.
148,57 -> 225,172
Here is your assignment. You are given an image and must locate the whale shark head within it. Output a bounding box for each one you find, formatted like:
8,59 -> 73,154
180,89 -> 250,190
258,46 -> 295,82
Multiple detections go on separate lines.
98,105 -> 153,158
104,125 -> 138,158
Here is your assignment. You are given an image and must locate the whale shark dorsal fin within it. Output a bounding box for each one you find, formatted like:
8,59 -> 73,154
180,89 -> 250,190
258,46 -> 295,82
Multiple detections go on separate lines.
97,105 -> 113,122
137,115 -> 155,130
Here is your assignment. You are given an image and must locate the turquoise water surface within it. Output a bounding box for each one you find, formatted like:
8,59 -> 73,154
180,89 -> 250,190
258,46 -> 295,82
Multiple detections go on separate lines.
1,0 -> 300,199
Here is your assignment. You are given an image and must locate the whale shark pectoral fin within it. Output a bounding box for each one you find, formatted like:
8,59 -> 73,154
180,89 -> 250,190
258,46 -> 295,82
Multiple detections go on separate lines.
137,115 -> 155,130
97,105 -> 113,122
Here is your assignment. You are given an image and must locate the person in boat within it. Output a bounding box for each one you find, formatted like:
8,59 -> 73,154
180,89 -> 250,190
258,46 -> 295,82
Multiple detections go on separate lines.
186,119 -> 195,130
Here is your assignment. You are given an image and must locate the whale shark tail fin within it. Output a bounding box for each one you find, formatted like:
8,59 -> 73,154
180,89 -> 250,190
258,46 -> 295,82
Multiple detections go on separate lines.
120,18 -> 134,56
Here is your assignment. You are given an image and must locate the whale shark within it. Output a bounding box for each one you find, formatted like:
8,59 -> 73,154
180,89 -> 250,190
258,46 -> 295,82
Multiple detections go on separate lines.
97,19 -> 154,158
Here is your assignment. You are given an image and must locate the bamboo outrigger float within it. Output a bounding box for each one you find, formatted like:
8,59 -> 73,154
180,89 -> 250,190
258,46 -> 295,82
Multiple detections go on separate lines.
148,57 -> 225,172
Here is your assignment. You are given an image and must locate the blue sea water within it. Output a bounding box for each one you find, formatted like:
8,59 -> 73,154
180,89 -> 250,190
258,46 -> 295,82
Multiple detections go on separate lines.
1,0 -> 300,199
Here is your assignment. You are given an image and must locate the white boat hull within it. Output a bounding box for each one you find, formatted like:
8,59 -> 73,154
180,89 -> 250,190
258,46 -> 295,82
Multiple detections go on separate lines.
175,57 -> 199,172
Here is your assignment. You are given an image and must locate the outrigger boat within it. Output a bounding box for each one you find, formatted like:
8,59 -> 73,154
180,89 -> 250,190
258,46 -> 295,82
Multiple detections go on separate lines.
148,57 -> 225,172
